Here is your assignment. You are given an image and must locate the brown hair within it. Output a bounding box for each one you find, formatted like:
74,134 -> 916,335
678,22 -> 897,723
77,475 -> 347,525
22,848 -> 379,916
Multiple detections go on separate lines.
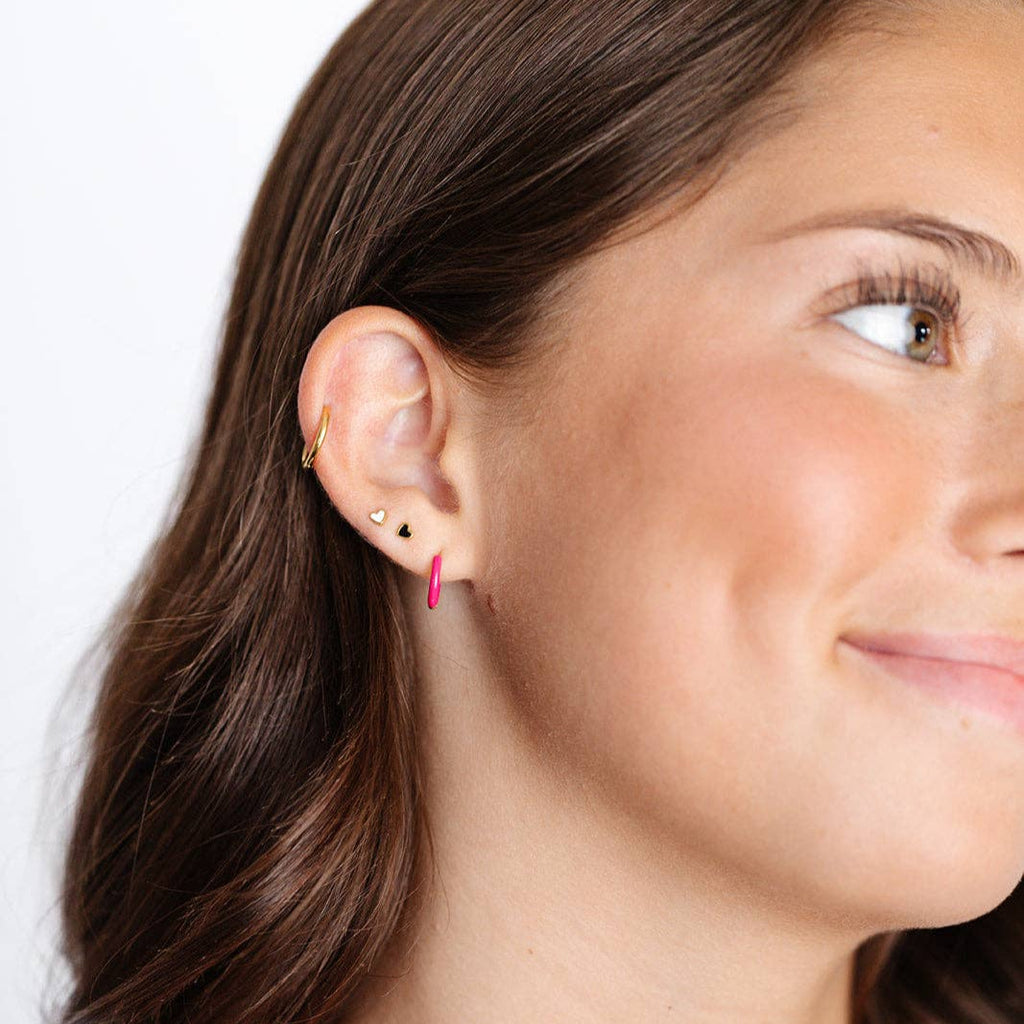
46,0 -> 1023,1021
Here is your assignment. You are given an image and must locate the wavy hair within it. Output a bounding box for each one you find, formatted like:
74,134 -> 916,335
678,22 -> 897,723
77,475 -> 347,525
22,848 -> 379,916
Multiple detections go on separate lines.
47,0 -> 1023,1021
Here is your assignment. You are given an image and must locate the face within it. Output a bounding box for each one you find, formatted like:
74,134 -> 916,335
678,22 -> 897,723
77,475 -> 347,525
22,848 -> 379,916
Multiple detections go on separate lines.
476,2 -> 1024,930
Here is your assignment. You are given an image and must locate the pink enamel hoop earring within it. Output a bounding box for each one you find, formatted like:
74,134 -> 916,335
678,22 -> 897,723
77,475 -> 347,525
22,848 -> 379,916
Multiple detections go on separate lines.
428,552 -> 442,609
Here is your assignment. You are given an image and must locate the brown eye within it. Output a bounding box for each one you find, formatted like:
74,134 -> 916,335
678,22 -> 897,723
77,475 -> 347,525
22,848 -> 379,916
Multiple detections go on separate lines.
830,303 -> 946,364
906,309 -> 940,362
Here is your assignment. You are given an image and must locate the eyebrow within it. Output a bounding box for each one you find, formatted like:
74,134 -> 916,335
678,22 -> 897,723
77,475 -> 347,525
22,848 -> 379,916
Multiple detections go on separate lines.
755,207 -> 1022,286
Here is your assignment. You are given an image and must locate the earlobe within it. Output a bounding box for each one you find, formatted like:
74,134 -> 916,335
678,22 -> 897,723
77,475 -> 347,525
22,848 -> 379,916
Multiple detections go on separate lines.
299,404 -> 446,608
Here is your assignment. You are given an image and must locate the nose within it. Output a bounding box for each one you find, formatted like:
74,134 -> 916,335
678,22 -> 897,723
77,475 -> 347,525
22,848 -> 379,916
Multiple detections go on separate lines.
949,390 -> 1024,565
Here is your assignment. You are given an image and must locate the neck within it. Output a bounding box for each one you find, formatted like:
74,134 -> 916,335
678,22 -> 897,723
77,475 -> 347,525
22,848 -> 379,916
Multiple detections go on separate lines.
343,617 -> 871,1024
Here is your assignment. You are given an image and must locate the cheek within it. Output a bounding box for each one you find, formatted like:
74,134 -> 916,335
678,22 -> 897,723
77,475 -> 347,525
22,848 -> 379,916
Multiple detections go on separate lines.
495,350 -> 916,778
603,352 -> 923,680
672,362 -> 920,632
486,348 -> 1017,924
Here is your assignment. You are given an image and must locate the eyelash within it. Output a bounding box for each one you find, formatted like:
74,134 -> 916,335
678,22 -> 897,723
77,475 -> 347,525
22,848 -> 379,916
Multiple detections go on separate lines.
830,257 -> 964,362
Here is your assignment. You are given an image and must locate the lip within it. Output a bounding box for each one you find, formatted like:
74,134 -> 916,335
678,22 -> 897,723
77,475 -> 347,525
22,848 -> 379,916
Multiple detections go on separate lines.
839,630 -> 1024,682
839,630 -> 1024,736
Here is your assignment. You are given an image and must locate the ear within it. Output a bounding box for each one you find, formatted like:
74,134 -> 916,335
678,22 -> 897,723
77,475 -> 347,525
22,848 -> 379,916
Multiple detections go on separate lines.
296,305 -> 481,594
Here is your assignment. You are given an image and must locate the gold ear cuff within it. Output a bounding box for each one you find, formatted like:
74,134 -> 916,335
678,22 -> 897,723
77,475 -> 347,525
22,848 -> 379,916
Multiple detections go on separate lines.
300,405 -> 330,469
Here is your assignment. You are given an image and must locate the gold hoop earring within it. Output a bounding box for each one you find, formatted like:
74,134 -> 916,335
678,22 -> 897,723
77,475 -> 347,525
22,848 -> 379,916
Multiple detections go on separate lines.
301,405 -> 330,469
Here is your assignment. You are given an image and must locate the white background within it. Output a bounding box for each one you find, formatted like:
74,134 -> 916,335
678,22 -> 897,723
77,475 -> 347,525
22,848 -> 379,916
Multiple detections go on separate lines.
1,3 -> 364,1018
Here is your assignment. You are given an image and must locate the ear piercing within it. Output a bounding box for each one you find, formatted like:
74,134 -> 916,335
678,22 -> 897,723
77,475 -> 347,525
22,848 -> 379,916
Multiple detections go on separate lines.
301,403 -> 443,608
365,509 -> 442,608
365,507 -> 409,536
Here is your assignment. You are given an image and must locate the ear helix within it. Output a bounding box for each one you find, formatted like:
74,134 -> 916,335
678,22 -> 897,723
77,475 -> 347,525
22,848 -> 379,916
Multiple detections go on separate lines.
300,403 -> 443,608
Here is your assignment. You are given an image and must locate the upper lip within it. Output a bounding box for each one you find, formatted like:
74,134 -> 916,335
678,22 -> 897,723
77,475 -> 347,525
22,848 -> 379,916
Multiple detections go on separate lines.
840,630 -> 1024,681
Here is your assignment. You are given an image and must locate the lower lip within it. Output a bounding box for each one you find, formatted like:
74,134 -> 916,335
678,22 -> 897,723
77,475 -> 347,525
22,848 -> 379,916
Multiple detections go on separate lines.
840,641 -> 1024,735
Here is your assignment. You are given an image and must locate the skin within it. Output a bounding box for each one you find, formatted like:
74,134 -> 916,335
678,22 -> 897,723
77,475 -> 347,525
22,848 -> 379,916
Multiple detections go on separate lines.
297,4 -> 1024,1021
